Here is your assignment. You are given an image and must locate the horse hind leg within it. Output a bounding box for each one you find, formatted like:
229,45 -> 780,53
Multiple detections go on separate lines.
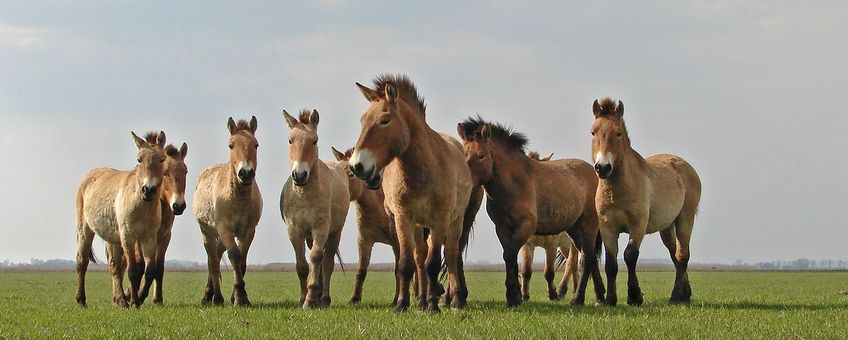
668,214 -> 694,304
543,246 -> 559,301
519,243 -> 534,302
75,224 -> 95,307
349,236 -> 375,305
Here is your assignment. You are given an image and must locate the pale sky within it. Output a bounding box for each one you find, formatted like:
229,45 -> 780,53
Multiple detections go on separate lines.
1,1 -> 846,265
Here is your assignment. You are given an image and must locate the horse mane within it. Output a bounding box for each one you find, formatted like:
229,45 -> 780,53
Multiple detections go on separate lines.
373,74 -> 426,115
142,131 -> 160,144
164,144 -> 180,158
296,109 -> 314,125
231,119 -> 253,132
596,97 -> 619,116
597,97 -> 630,138
458,115 -> 529,152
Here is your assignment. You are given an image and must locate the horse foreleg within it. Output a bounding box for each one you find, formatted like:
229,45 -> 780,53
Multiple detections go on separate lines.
350,236 -> 375,305
121,237 -> 143,308
75,225 -> 95,307
600,228 -> 620,306
200,229 -> 224,305
496,221 -> 531,307
413,228 -> 429,310
624,233 -> 645,306
303,229 -> 328,309
233,228 -> 255,306
424,227 -> 445,313
393,215 -> 416,313
320,230 -> 342,307
153,231 -> 171,305
106,243 -> 128,307
289,230 -> 308,306
137,235 -> 158,306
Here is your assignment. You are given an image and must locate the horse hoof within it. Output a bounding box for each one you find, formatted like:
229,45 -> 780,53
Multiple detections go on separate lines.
627,294 -> 644,306
506,299 -> 522,308
235,299 -> 251,307
426,304 -> 441,314
549,292 -> 561,301
394,302 -> 409,313
568,298 -> 585,306
349,296 -> 361,305
302,299 -> 321,309
521,294 -> 530,302
450,299 -> 466,310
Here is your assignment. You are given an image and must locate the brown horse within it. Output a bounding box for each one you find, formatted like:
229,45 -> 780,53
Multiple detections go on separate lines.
520,232 -> 579,301
331,147 -> 401,305
590,98 -> 701,306
281,109 -> 350,309
457,116 -> 605,306
193,116 -> 262,306
75,131 -> 167,308
129,142 -> 189,305
349,74 -> 473,312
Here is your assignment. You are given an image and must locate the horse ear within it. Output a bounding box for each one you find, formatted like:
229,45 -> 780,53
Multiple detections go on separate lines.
331,147 -> 345,161
249,115 -> 258,133
456,123 -> 468,141
227,117 -> 238,135
131,131 -> 145,149
479,124 -> 491,140
179,142 -> 189,160
344,148 -> 354,158
356,82 -> 380,102
542,152 -> 554,161
615,100 -> 624,117
592,99 -> 603,118
156,131 -> 167,148
385,82 -> 398,103
282,110 -> 298,128
309,109 -> 320,127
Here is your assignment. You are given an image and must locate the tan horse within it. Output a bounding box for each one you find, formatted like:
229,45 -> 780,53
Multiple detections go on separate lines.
520,232 -> 578,301
281,109 -> 350,309
330,147 -> 401,305
349,74 -> 473,312
75,131 -> 167,308
193,116 -> 262,306
457,116 -> 605,307
129,142 -> 189,305
590,98 -> 701,306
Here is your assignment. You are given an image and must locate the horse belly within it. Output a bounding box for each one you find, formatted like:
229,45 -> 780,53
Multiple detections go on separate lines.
82,189 -> 121,244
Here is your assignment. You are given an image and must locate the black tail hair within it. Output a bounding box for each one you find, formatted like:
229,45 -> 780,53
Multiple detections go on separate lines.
336,249 -> 346,275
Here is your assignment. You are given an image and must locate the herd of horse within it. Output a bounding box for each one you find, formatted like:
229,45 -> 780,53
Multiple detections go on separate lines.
74,74 -> 701,312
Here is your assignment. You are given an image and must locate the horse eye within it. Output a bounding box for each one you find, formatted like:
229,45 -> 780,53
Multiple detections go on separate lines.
288,139 -> 292,145
379,118 -> 390,126
159,158 -> 165,163
312,140 -> 317,145
591,132 -> 595,136
228,144 -> 234,149
137,158 -> 141,163
617,133 -> 622,137
255,144 -> 259,149
478,154 -> 485,160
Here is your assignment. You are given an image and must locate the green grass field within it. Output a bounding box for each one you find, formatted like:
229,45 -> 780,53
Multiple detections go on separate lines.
1,271 -> 846,338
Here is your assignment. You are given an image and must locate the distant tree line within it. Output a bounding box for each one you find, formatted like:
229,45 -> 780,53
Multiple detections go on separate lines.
753,258 -> 848,270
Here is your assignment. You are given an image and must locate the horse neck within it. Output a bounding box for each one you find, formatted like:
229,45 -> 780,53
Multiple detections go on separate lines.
484,142 -> 533,198
603,145 -> 648,189
226,165 -> 254,197
394,104 -> 436,169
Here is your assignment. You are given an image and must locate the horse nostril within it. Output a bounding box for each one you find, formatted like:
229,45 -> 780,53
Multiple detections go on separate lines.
353,163 -> 363,175
238,169 -> 246,178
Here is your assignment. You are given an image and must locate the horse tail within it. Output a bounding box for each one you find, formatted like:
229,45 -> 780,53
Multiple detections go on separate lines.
335,249 -> 346,275
555,248 -> 566,269
595,230 -> 603,260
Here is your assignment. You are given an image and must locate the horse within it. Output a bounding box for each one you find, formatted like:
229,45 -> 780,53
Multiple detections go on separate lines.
75,131 -> 167,308
348,74 -> 473,312
520,232 -> 579,301
330,147 -> 401,305
519,151 -> 580,302
457,116 -> 605,307
128,142 -> 189,305
280,109 -> 350,309
590,98 -> 701,306
193,116 -> 262,306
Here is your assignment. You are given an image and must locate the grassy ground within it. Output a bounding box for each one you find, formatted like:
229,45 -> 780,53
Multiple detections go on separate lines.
0,270 -> 846,339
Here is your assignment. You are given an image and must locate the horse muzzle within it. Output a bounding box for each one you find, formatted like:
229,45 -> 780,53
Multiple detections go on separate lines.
172,202 -> 187,215
292,170 -> 310,186
141,185 -> 158,201
594,162 -> 613,179
365,170 -> 383,190
237,168 -> 255,185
